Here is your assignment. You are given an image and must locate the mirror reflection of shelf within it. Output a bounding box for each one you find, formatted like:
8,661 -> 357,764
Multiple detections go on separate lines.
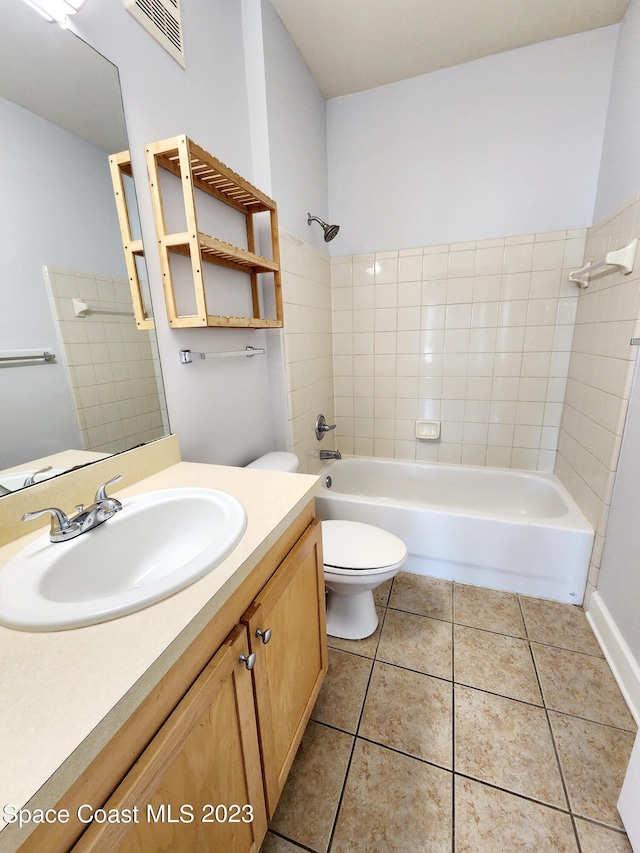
145,135 -> 283,329
108,150 -> 155,330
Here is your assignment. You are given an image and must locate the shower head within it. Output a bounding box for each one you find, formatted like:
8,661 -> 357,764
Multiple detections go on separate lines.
307,213 -> 340,242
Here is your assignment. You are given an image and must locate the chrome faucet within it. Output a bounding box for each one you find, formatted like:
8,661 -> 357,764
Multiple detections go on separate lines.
319,449 -> 342,460
22,475 -> 123,543
23,465 -> 53,487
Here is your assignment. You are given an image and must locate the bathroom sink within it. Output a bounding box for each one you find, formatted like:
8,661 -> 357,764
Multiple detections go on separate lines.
0,488 -> 247,631
0,469 -> 64,492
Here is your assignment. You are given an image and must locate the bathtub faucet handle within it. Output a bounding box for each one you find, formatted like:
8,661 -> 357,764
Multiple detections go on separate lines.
315,414 -> 337,441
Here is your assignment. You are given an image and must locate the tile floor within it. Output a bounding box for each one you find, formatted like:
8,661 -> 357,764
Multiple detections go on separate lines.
261,573 -> 637,853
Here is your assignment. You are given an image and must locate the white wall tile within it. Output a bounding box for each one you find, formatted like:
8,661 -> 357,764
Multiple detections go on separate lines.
556,194 -> 640,569
329,227 -> 588,471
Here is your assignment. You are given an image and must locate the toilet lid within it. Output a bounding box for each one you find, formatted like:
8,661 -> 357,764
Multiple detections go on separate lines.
322,520 -> 407,570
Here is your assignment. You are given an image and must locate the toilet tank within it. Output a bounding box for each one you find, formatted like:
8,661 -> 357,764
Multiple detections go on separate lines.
246,452 -> 299,473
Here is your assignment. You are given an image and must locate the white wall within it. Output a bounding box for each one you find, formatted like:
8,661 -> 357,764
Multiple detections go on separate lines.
594,0 -> 640,220
0,97 -> 127,467
327,28 -> 618,257
261,0 -> 329,253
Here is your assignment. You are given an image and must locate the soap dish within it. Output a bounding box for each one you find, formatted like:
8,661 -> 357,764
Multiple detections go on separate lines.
415,420 -> 441,441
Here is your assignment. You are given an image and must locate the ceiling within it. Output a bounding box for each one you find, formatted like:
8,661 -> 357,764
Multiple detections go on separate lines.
270,0 -> 629,99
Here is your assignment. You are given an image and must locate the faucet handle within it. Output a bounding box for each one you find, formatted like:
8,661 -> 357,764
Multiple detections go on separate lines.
23,465 -> 53,487
94,474 -> 123,506
22,507 -> 75,540
315,414 -> 337,440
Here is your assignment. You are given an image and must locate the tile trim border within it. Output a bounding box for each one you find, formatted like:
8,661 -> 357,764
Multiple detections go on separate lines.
587,591 -> 640,726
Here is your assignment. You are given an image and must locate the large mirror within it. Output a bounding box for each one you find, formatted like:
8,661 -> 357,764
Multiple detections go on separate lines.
0,0 -> 170,494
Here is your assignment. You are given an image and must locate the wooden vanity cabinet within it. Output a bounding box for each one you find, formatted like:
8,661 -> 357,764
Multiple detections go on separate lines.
71,626 -> 267,853
65,514 -> 326,853
242,516 -> 327,818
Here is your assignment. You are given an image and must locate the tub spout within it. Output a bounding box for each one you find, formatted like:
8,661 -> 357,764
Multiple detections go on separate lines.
320,449 -> 342,460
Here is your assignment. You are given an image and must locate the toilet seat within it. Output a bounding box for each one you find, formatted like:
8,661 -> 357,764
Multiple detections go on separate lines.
322,520 -> 407,574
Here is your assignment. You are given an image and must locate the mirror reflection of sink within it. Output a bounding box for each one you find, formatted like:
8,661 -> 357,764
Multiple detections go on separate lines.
0,488 -> 247,631
0,469 -> 65,493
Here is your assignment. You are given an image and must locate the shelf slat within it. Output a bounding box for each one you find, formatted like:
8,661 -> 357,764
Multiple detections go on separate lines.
162,234 -> 278,275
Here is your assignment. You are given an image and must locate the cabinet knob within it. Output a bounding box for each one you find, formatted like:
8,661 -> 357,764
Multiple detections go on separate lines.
239,653 -> 257,671
255,627 -> 272,644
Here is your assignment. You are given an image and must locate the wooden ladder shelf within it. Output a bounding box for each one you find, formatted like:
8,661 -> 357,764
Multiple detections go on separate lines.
145,135 -> 283,329
108,150 -> 154,330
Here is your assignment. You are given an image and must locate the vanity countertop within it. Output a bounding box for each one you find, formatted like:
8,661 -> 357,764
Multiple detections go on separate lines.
0,460 -> 319,847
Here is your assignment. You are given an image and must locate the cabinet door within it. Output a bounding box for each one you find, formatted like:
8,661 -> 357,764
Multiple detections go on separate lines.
72,625 -> 267,853
242,517 -> 327,817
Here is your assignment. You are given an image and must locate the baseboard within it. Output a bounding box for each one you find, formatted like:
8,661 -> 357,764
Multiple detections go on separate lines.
586,591 -> 640,727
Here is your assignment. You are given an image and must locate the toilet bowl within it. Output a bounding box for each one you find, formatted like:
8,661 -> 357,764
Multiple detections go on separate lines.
322,520 -> 407,640
247,453 -> 408,640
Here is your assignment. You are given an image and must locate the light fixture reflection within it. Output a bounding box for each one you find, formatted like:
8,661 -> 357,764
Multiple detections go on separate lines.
20,0 -> 87,27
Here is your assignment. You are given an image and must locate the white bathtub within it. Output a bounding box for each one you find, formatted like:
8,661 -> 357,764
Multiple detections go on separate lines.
315,457 -> 594,605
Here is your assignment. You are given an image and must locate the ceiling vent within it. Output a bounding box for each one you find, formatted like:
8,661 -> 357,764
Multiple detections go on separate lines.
124,0 -> 185,68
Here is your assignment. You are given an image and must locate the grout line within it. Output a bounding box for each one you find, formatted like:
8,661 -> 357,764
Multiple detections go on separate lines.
541,707 -> 638,735
325,642 -> 376,662
454,770 -> 576,816
450,617 -> 456,853
324,589 -> 392,852
571,813 -> 585,853
521,592 -> 580,849
266,828 -> 317,852
373,656 -> 452,684
528,636 -> 606,660
355,733 -> 453,774
574,815 -> 633,836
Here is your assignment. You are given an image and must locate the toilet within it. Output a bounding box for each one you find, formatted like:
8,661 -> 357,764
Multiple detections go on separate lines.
247,453 -> 408,641
322,520 -> 407,640
245,451 -> 300,473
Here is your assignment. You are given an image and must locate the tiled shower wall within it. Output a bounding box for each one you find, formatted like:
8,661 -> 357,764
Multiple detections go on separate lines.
331,230 -> 586,471
556,192 -> 640,606
46,265 -> 168,454
280,230 -> 335,473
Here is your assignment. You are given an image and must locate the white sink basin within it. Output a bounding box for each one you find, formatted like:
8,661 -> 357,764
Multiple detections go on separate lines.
0,469 -> 65,492
0,488 -> 247,631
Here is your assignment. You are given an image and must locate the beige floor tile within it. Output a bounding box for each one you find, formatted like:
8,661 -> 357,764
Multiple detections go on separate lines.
359,661 -> 453,768
377,608 -> 452,680
269,721 -> 353,852
574,818 -> 633,852
373,577 -> 392,607
454,624 -> 542,705
549,712 -> 635,829
454,776 -> 578,852
453,583 -> 526,637
311,648 -> 373,733
388,572 -> 453,621
455,684 -> 566,807
261,832 -> 310,852
519,596 -> 602,656
327,606 -> 385,658
532,644 -> 636,731
330,739 -> 452,853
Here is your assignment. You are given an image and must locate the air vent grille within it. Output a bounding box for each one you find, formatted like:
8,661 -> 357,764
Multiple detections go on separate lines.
124,0 -> 185,68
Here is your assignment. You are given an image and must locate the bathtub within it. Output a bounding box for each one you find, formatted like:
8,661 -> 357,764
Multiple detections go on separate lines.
315,457 -> 594,605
